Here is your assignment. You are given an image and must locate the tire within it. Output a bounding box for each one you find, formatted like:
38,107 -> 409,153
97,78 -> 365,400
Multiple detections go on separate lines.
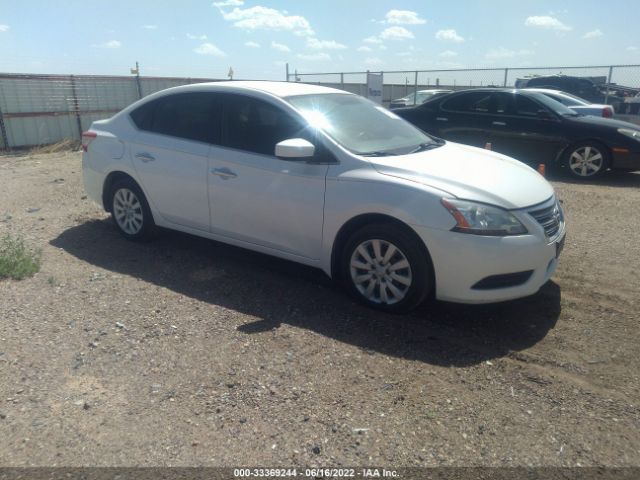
109,178 -> 157,241
340,223 -> 433,313
564,141 -> 610,180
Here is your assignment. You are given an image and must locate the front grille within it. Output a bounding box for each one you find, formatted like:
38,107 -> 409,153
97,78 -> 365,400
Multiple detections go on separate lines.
529,200 -> 563,239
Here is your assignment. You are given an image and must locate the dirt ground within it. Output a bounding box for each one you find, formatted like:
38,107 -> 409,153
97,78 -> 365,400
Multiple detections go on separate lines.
0,151 -> 639,468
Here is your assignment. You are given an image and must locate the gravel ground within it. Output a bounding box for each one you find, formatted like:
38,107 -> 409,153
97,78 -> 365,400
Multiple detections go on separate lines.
0,151 -> 639,467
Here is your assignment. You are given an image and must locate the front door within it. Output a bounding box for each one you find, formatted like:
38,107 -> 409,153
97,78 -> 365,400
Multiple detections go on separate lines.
488,93 -> 566,165
208,94 -> 328,260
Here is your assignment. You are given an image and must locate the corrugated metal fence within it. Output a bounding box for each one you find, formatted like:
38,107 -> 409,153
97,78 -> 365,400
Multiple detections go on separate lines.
0,73 -> 221,150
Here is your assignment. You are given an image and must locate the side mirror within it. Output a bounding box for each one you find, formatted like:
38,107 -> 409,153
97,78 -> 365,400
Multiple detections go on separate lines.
275,138 -> 315,160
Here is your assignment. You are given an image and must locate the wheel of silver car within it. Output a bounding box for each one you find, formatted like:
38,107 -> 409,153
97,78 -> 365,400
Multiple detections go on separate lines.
566,143 -> 609,179
341,223 -> 433,313
349,239 -> 412,305
113,188 -> 144,235
109,177 -> 156,241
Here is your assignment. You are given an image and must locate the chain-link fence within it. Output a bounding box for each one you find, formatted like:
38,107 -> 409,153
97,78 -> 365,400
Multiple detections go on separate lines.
0,73 -> 222,150
2,65 -> 640,150
288,64 -> 640,114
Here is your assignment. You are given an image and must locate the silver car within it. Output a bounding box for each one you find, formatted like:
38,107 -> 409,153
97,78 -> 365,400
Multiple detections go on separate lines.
525,88 -> 614,118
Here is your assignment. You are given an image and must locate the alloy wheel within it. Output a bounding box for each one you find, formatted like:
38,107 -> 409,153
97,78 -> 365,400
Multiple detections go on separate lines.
349,239 -> 413,305
113,188 -> 144,235
568,145 -> 604,177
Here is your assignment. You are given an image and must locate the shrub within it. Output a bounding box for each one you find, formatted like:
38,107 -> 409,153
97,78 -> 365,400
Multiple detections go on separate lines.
0,234 -> 41,280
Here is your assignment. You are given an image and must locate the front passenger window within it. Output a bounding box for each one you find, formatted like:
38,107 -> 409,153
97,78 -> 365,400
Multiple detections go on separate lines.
223,95 -> 308,156
514,95 -> 543,117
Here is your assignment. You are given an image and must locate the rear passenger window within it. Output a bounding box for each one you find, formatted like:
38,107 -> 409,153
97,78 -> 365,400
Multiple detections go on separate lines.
130,93 -> 221,144
490,93 -> 511,114
130,100 -> 157,131
223,95 -> 307,156
441,92 -> 493,113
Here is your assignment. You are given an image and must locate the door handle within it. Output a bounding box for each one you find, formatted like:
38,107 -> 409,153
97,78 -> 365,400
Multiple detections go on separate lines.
492,121 -> 507,126
135,152 -> 156,163
436,117 -> 448,122
211,167 -> 237,180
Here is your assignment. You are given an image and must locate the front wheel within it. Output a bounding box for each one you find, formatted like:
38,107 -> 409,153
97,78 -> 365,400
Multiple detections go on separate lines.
565,142 -> 610,179
340,223 -> 433,313
110,178 -> 156,241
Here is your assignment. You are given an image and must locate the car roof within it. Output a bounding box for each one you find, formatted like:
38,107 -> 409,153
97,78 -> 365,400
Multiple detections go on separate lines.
152,80 -> 349,98
440,88 -> 561,95
523,88 -> 572,96
440,88 -> 518,93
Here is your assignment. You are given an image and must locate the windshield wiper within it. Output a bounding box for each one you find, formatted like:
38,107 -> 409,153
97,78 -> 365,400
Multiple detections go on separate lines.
408,142 -> 443,154
360,151 -> 396,157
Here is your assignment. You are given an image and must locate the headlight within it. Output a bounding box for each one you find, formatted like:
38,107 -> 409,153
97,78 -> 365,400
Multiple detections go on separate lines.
618,128 -> 640,141
441,198 -> 528,236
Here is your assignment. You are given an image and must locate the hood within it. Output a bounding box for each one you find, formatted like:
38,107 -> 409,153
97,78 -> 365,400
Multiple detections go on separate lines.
369,142 -> 554,209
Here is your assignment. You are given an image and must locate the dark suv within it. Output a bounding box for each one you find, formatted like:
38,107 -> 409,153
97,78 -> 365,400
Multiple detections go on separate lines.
516,75 -> 604,103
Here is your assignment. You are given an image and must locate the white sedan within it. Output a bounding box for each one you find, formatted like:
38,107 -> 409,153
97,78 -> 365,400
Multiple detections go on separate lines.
389,89 -> 453,109
82,81 -> 565,312
525,88 -> 614,118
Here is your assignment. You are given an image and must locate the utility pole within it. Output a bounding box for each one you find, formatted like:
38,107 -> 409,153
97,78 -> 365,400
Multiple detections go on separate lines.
131,61 -> 142,99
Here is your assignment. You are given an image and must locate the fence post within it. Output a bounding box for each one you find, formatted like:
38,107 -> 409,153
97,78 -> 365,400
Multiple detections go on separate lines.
340,72 -> 344,90
503,68 -> 509,87
134,61 -> 143,98
285,63 -> 290,82
414,70 -> 418,105
605,65 -> 613,105
0,106 -> 8,151
69,75 -> 83,140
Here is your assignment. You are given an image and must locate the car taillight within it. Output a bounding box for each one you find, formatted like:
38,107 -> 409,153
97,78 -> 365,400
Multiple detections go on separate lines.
81,131 -> 97,152
603,108 -> 613,118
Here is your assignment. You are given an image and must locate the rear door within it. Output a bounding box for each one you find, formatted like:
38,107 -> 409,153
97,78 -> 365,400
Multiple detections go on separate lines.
129,93 -> 220,231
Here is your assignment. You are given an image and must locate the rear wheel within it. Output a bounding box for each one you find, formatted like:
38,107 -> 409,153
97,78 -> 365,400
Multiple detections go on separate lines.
340,223 -> 433,313
110,178 -> 156,241
565,142 -> 610,179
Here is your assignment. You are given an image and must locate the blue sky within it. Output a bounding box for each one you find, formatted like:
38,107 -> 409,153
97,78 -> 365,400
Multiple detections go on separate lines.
0,0 -> 638,80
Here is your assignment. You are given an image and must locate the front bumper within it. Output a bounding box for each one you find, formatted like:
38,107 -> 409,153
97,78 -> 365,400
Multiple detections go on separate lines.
413,200 -> 566,304
611,150 -> 640,170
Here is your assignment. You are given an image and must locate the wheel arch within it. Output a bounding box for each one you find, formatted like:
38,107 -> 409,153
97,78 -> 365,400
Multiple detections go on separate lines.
555,138 -> 612,166
330,213 -> 435,292
102,171 -> 140,212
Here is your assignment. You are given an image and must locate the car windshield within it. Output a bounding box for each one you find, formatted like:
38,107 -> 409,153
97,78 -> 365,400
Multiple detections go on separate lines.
555,92 -> 590,105
287,93 -> 438,156
524,91 -> 580,116
416,92 -> 436,103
